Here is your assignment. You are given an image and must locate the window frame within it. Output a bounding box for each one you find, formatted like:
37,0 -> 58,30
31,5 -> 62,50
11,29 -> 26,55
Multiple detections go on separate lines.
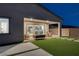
0,17 -> 10,34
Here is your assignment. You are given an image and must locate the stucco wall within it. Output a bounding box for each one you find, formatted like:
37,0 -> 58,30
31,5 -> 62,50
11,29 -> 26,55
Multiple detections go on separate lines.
61,28 -> 79,39
61,28 -> 69,37
49,28 -> 58,37
69,28 -> 79,39
49,28 -> 58,35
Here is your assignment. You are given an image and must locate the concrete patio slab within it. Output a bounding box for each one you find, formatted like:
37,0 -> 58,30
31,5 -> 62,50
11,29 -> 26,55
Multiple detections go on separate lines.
0,42 -> 52,56
0,44 -> 16,53
16,49 -> 52,56
0,42 -> 39,56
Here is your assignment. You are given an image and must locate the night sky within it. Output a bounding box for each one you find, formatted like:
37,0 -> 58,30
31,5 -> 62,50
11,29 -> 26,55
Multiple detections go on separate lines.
42,3 -> 79,26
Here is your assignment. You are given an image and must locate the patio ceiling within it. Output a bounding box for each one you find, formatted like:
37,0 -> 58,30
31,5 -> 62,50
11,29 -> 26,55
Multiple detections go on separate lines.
24,18 -> 59,24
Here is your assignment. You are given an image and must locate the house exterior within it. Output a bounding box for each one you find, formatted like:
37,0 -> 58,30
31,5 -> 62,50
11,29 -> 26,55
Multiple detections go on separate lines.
61,25 -> 79,39
24,18 -> 61,40
0,3 -> 61,45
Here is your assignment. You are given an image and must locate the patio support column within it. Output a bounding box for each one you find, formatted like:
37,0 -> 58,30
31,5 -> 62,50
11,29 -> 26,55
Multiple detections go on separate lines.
58,22 -> 61,37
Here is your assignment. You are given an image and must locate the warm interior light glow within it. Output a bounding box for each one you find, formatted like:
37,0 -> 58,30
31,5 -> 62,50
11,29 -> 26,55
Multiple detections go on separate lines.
30,18 -> 33,21
0,18 -> 9,34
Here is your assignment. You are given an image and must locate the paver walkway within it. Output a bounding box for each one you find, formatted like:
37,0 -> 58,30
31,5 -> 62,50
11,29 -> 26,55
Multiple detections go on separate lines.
0,42 -> 52,56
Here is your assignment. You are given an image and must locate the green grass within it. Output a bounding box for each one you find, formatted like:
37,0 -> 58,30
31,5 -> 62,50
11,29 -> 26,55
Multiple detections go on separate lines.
32,38 -> 79,56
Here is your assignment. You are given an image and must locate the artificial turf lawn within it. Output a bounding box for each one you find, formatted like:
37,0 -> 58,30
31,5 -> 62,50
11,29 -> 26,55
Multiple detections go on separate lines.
32,39 -> 79,56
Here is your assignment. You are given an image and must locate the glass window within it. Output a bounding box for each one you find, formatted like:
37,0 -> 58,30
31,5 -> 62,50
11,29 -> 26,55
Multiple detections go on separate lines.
27,25 -> 44,35
27,25 -> 33,34
0,18 -> 9,34
34,25 -> 44,35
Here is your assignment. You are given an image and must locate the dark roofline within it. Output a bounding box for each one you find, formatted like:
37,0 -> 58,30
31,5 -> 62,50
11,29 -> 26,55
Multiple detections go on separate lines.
36,3 -> 63,22
62,25 -> 79,28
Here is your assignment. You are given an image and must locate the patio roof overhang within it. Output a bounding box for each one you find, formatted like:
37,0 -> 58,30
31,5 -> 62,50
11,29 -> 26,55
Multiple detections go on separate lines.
24,18 -> 61,37
24,18 -> 59,24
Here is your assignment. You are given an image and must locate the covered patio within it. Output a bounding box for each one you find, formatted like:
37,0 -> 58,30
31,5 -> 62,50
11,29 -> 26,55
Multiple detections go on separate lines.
24,18 -> 61,40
